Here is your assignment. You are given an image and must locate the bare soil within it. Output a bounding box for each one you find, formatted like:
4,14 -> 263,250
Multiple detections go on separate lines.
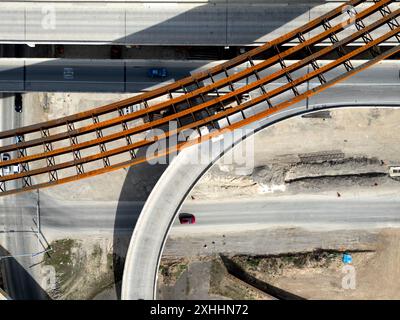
158,228 -> 400,300
43,237 -> 121,300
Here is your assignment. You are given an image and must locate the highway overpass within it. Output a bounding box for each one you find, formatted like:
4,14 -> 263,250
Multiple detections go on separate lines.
0,58 -> 399,93
0,0 -> 399,46
0,0 -> 398,197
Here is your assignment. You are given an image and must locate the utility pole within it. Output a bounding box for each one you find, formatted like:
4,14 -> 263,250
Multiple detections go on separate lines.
36,189 -> 41,235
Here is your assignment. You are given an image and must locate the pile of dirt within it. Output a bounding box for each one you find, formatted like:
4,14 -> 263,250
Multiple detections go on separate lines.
189,168 -> 260,200
231,250 -> 344,279
190,156 -> 394,200
284,157 -> 386,183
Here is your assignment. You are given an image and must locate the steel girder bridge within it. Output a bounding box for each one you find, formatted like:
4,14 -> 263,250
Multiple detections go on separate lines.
0,0 -> 398,197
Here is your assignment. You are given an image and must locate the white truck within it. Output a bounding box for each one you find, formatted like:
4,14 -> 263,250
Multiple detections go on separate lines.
1,153 -> 20,176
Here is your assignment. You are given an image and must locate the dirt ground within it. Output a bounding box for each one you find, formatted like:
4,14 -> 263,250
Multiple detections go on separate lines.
42,237 -> 121,300
351,229 -> 400,299
189,156 -> 400,201
237,228 -> 400,300
188,108 -> 400,201
31,227 -> 400,300
157,255 -> 267,300
158,228 -> 400,300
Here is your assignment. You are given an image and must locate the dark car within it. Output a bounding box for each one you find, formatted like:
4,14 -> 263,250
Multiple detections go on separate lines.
55,45 -> 65,58
147,67 -> 168,78
1,153 -> 11,176
14,93 -> 22,113
1,153 -> 10,162
110,45 -> 122,59
179,213 -> 196,224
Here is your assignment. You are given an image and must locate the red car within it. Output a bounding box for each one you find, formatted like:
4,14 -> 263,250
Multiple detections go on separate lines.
179,213 -> 196,224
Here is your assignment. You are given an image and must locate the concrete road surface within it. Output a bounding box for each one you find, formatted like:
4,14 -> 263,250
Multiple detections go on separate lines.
0,1 -> 398,45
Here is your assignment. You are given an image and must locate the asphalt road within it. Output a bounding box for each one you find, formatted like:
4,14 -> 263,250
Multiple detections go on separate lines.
3,1 -> 391,46
38,198 -> 144,234
0,93 -> 48,299
5,197 -> 398,235
0,59 -> 200,92
0,59 -> 399,93
176,199 -> 400,232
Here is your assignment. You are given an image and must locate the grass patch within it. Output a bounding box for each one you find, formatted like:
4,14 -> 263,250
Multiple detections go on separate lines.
245,257 -> 261,269
233,250 -> 343,278
42,238 -> 122,300
43,239 -> 79,287
159,259 -> 189,285
91,244 -> 103,259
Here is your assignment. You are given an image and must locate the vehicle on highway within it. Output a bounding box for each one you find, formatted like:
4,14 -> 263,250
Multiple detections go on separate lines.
178,213 -> 196,224
4,164 -> 19,175
14,93 -> 22,112
55,45 -> 65,58
147,67 -> 168,78
63,68 -> 74,80
0,153 -> 19,176
2,164 -> 19,176
110,45 -> 122,59
1,153 -> 10,162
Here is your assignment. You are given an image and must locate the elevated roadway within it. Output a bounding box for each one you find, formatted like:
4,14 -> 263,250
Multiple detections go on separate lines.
0,58 -> 399,93
0,59 -> 203,93
0,1 -> 399,46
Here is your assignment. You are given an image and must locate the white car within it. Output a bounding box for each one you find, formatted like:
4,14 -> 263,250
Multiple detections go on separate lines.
1,153 -> 19,176
3,165 -> 20,175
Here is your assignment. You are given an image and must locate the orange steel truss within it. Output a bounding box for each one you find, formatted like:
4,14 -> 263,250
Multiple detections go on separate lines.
0,0 -> 398,196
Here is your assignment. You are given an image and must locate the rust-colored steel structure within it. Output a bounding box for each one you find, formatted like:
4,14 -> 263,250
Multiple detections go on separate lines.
0,0 -> 398,196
